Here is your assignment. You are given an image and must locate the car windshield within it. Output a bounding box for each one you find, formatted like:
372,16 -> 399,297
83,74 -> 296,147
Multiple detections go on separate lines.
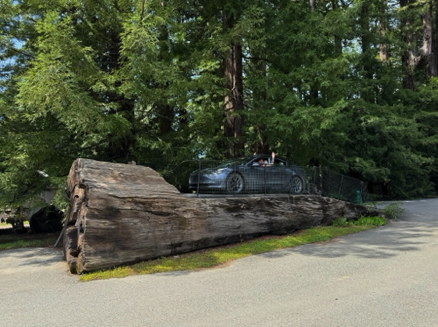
216,157 -> 253,168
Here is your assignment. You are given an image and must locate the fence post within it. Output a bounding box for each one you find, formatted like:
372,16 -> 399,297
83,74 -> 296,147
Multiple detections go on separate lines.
196,159 -> 201,198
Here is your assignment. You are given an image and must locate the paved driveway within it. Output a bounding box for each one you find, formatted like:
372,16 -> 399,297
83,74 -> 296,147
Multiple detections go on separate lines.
1,199 -> 438,327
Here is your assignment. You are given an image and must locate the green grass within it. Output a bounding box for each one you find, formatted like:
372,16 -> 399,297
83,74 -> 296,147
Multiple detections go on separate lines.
0,221 -> 30,227
79,216 -> 386,282
0,233 -> 58,251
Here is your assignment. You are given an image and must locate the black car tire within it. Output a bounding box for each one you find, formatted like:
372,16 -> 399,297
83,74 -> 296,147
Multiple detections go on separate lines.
289,176 -> 304,194
226,172 -> 245,194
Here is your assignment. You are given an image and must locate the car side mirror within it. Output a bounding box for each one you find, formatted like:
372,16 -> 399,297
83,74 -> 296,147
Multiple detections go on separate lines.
252,162 -> 260,166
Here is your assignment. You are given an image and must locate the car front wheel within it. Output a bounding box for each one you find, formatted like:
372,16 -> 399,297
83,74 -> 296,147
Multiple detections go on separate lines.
226,173 -> 244,194
289,176 -> 304,194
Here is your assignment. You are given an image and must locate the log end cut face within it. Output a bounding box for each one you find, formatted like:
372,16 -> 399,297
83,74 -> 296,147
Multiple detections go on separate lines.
63,158 -> 191,274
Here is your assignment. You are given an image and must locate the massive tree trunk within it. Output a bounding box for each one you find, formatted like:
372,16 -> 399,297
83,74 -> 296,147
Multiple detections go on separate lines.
223,13 -> 244,158
62,159 -> 369,274
422,2 -> 438,79
379,0 -> 388,62
400,0 -> 417,89
157,17 -> 174,137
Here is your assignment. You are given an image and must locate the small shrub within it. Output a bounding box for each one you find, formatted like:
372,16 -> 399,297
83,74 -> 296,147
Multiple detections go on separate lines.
382,202 -> 405,219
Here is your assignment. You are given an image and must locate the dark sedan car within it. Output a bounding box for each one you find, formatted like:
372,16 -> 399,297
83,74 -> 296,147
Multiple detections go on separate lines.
189,154 -> 306,194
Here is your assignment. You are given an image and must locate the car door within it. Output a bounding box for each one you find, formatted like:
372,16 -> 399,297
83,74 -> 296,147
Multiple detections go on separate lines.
246,156 -> 270,192
264,158 -> 289,191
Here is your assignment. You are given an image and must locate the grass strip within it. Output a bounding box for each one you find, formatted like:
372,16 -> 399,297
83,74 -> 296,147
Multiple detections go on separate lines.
0,237 -> 57,250
80,218 -> 383,282
0,233 -> 57,251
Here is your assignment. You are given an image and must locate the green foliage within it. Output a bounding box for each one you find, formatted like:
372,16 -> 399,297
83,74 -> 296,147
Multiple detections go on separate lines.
354,216 -> 386,227
332,217 -> 350,227
1,0 -> 438,208
333,215 -> 386,227
381,202 -> 405,219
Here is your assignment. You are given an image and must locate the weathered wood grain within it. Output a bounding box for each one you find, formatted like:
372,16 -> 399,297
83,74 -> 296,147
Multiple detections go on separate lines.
62,158 -> 368,274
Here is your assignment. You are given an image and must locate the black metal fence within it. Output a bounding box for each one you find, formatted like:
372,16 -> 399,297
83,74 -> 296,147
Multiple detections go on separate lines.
140,158 -> 370,204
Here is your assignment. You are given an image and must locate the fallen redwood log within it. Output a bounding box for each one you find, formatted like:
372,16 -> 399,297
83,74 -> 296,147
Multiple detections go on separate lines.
62,158 -> 369,274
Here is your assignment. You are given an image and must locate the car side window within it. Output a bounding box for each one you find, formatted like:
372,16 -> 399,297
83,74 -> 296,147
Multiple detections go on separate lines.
273,159 -> 285,165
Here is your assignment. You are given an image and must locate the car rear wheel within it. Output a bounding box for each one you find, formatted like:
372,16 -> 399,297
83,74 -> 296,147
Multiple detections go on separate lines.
289,176 -> 304,194
226,173 -> 244,194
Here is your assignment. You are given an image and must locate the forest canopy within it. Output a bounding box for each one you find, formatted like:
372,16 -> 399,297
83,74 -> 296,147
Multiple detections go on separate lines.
1,0 -> 438,206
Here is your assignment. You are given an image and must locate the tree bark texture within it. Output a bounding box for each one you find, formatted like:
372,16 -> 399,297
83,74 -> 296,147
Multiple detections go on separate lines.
400,0 -> 417,89
223,13 -> 244,158
379,0 -> 388,62
63,159 -> 369,274
422,3 -> 438,79
434,0 -> 438,77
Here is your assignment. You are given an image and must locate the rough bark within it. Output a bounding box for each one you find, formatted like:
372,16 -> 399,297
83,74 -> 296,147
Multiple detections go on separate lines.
223,13 -> 244,158
360,2 -> 370,54
62,159 -> 369,274
379,0 -> 388,62
434,0 -> 438,77
400,0 -> 417,89
422,3 -> 438,79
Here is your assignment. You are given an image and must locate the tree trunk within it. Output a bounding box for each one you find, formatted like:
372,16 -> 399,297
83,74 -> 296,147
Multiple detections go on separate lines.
332,0 -> 342,55
379,0 -> 388,62
400,0 -> 417,89
61,159 -> 369,274
157,19 -> 174,136
434,0 -> 438,77
422,2 -> 438,79
360,2 -> 370,54
253,58 -> 269,154
223,13 -> 244,158
159,104 -> 173,136
310,0 -> 315,12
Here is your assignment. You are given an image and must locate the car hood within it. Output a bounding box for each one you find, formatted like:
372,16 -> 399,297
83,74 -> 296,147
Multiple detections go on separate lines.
191,167 -> 232,176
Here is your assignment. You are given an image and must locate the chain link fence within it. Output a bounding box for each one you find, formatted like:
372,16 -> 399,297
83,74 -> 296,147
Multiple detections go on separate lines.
138,157 -> 371,204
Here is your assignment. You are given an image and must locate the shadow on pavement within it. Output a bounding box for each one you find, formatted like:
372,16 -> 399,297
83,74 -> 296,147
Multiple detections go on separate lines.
0,247 -> 63,269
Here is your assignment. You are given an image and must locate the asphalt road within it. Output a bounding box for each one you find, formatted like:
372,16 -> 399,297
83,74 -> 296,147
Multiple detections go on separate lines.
1,199 -> 438,327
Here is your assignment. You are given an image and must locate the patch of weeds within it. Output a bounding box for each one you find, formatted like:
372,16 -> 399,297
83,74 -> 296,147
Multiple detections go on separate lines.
79,222 -> 385,282
79,266 -> 135,281
332,217 -> 350,227
382,202 -> 405,219
354,216 -> 386,227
